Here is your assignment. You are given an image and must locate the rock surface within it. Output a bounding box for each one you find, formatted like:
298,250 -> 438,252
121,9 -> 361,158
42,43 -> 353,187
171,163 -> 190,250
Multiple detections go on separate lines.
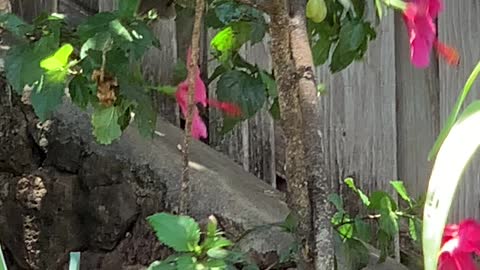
0,77 -> 410,270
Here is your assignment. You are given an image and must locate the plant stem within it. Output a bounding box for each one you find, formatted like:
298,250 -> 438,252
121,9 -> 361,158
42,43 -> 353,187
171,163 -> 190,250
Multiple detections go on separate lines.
178,0 -> 205,215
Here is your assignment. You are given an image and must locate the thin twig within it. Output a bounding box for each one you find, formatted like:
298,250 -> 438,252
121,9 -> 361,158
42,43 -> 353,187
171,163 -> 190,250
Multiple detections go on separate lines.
178,0 -> 205,215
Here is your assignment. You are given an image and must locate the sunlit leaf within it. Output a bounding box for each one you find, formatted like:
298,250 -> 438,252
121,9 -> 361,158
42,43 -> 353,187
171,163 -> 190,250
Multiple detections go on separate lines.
40,43 -> 74,71
390,181 -> 412,206
428,61 -> 480,161
423,100 -> 480,270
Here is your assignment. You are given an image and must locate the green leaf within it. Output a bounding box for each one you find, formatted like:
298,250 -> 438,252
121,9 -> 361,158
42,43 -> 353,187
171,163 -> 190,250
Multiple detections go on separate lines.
354,218 -> 371,242
156,85 -> 177,96
269,98 -> 280,120
211,26 -> 237,63
368,191 -> 396,211
409,218 -> 421,242
215,2 -> 243,24
0,244 -> 7,270
30,76 -> 65,121
330,20 -> 375,73
147,213 -> 201,252
40,43 -> 74,71
118,0 -> 140,17
338,223 -> 354,239
344,178 -> 370,206
119,76 -> 156,138
312,36 -> 332,66
176,255 -> 196,270
77,12 -> 117,41
80,32 -> 113,59
216,70 -> 267,131
428,61 -> 480,161
423,100 -> 480,270
91,105 -> 123,144
68,252 -> 81,270
0,13 -> 32,37
281,211 -> 299,233
377,230 -> 390,263
334,232 -> 369,270
390,181 -> 412,205
5,37 -> 57,93
378,208 -> 399,236
69,75 -> 95,109
328,193 -> 344,212
259,70 -> 277,98
205,258 -> 227,269
207,248 -> 229,259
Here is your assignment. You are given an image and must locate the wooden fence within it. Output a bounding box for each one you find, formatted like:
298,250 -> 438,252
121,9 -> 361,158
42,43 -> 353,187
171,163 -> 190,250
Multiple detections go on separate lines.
9,0 -> 480,223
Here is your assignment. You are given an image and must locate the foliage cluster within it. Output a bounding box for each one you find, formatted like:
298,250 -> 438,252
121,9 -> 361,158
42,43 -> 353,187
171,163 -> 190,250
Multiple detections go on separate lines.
329,178 -> 423,269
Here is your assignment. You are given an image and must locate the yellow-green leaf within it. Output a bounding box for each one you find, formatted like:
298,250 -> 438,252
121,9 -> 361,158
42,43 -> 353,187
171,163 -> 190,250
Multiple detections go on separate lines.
40,43 -> 74,71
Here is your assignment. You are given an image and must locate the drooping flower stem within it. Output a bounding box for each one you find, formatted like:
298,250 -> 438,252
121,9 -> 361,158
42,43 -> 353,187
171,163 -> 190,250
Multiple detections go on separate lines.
179,0 -> 205,215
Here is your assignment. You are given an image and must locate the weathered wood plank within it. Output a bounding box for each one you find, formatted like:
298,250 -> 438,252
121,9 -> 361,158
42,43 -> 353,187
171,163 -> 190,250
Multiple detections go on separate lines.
11,0 -> 57,21
317,9 -> 397,201
394,14 -> 440,200
438,0 -> 480,222
207,35 -> 277,186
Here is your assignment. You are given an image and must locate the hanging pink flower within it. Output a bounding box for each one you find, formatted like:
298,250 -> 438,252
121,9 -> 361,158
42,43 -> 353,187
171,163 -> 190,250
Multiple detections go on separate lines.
175,48 -> 242,140
402,0 -> 459,68
438,219 -> 480,270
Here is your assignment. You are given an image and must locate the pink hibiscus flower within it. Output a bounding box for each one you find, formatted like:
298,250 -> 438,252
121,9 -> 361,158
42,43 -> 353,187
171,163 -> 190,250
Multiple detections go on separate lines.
402,0 -> 459,68
176,48 -> 241,139
438,219 -> 480,270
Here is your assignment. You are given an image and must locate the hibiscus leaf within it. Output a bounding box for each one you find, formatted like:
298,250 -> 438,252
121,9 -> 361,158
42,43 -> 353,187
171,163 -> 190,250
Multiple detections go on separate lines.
91,105 -> 122,144
216,70 -> 267,133
428,61 -> 480,161
423,99 -> 480,270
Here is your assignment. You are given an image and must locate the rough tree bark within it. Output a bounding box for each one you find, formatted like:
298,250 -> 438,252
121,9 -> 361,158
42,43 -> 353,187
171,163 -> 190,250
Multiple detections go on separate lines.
236,0 -> 334,269
179,0 -> 204,214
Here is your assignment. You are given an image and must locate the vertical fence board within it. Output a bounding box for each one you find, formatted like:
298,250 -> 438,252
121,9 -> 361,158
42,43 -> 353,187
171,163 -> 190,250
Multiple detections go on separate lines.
208,35 -> 276,185
438,0 -> 480,222
11,0 -> 57,21
395,14 -> 440,200
317,10 -> 397,204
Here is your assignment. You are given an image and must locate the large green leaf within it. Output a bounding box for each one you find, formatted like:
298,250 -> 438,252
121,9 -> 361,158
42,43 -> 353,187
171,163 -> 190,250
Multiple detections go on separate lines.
428,61 -> 480,161
118,0 -> 140,17
147,213 -> 201,252
91,105 -> 123,144
423,100 -> 480,270
30,76 -> 65,121
0,13 -> 32,37
216,70 -> 267,131
68,75 -> 95,109
5,37 -> 57,93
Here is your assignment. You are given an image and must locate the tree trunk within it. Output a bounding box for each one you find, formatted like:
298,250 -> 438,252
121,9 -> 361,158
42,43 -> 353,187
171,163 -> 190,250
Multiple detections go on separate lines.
269,1 -> 334,269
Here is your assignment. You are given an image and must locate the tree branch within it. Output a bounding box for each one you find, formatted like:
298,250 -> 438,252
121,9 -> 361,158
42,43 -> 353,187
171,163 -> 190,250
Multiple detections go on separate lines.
179,0 -> 205,215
